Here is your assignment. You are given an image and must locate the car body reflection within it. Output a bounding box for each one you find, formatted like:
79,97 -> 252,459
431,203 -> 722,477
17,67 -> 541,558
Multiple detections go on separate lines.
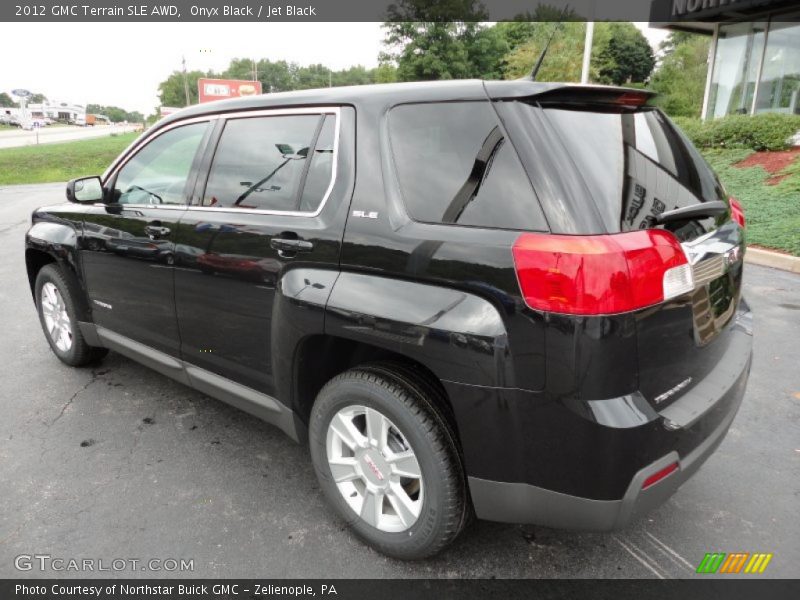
105,235 -> 174,264
197,252 -> 280,284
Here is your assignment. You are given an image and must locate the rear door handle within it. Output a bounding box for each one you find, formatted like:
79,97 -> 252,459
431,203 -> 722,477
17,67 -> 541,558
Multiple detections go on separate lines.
270,238 -> 314,253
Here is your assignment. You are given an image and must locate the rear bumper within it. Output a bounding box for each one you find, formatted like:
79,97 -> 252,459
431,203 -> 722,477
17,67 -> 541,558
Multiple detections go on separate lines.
450,306 -> 752,530
468,363 -> 746,529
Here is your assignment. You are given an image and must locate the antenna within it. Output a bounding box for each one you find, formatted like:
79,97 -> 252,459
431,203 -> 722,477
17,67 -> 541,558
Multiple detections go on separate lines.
529,5 -> 571,81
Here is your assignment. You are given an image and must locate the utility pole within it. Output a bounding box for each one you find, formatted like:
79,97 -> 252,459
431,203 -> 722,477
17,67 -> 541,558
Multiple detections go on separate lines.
252,58 -> 258,82
182,55 -> 191,106
581,22 -> 594,84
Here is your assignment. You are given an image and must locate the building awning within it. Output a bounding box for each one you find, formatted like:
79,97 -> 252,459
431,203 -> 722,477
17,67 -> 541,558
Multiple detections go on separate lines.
651,0 -> 799,33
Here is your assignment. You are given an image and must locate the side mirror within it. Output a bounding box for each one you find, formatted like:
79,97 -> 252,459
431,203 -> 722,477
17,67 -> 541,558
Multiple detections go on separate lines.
66,176 -> 104,203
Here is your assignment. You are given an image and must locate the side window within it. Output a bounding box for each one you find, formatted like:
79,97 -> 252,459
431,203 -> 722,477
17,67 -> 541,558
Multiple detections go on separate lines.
388,102 -> 546,231
298,115 -> 336,212
113,122 -> 208,205
203,114 -> 334,212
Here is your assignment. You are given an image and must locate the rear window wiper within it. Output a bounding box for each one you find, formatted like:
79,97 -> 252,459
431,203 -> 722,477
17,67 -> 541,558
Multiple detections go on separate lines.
655,200 -> 728,225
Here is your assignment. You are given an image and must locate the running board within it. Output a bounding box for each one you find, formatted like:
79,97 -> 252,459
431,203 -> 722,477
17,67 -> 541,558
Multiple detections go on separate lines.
79,322 -> 302,442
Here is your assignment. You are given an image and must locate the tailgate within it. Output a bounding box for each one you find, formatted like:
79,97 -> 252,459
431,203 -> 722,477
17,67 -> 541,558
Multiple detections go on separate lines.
504,94 -> 748,414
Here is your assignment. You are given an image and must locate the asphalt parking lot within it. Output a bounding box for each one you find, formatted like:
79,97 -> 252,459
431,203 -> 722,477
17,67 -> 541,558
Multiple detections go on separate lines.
1,183 -> 798,579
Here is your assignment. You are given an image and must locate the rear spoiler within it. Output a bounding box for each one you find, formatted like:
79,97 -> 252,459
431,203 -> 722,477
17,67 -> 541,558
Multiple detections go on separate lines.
483,82 -> 656,110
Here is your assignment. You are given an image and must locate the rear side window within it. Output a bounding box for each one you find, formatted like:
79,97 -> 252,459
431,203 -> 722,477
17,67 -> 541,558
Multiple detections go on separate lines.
298,115 -> 336,212
203,114 -> 334,212
537,106 -> 726,232
388,102 -> 547,231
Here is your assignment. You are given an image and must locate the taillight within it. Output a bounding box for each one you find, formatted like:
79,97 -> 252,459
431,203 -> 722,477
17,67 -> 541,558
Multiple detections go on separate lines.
729,196 -> 746,229
512,230 -> 694,315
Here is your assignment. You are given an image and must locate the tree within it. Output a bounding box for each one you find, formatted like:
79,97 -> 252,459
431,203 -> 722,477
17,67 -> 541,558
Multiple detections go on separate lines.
463,24 -> 509,80
374,63 -> 398,83
503,22 -> 601,82
28,93 -> 47,104
0,92 -> 14,107
86,103 -> 143,123
658,30 -> 697,55
502,21 -> 656,85
296,63 -> 333,89
494,4 -> 583,56
332,65 -> 376,87
255,59 -> 296,93
380,1 -> 507,81
650,32 -> 711,118
595,22 -> 656,85
157,70 -> 210,107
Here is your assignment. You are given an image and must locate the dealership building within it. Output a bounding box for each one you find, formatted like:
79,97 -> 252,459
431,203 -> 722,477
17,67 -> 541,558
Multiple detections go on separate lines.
653,0 -> 800,119
1,101 -> 86,124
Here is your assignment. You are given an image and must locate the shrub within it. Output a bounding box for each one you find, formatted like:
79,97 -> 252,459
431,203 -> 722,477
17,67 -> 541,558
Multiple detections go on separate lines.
671,113 -> 800,151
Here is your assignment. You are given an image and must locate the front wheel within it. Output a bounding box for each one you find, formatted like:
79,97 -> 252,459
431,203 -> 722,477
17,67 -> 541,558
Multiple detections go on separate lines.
35,264 -> 107,367
309,367 -> 467,559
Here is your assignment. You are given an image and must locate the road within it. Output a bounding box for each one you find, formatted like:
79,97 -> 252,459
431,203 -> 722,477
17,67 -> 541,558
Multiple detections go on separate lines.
0,183 -> 798,579
0,124 -> 138,149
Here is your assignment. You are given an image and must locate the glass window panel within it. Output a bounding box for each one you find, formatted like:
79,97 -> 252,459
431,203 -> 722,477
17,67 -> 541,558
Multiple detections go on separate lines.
707,22 -> 767,118
114,122 -> 208,205
388,102 -> 547,231
756,18 -> 800,114
204,115 -> 322,211
297,115 -> 335,212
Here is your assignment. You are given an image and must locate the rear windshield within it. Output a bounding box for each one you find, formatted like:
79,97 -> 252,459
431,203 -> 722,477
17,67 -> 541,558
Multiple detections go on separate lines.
536,106 -> 726,232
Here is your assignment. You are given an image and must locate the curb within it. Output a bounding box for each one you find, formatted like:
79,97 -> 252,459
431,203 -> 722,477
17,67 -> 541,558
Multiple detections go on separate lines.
745,247 -> 800,274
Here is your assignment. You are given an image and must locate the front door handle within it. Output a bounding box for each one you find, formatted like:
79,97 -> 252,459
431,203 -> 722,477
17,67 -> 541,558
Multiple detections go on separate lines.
144,224 -> 171,239
270,238 -> 314,253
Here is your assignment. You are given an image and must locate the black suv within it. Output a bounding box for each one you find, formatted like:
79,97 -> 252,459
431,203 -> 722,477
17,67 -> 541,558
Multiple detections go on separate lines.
25,80 -> 752,559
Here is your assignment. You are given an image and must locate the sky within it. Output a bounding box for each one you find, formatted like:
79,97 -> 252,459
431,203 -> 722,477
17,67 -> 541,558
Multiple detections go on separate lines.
0,22 -> 669,116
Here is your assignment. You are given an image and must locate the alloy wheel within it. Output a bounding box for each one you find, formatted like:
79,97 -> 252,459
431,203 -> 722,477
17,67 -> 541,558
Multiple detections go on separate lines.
41,282 -> 73,352
326,405 -> 424,532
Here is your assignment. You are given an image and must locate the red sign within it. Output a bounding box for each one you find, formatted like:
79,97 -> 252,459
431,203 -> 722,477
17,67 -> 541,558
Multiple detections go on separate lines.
198,78 -> 263,103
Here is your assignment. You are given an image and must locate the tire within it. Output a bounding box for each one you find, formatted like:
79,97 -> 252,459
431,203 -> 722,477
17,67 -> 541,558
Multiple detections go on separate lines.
35,264 -> 108,367
309,366 -> 467,559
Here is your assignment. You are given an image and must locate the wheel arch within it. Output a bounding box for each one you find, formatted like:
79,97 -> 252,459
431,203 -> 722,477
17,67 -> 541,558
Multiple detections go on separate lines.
26,237 -> 92,324
292,334 -> 458,438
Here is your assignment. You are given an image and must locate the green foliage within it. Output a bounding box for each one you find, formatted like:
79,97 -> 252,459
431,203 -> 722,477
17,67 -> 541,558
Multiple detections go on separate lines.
703,149 -> 800,255
493,5 -> 583,57
28,93 -> 47,104
650,33 -> 710,118
379,1 -> 512,81
158,70 -> 211,107
382,21 -> 507,81
0,133 -> 138,185
673,114 -> 800,151
86,104 -> 144,123
493,21 -> 538,53
503,22 -> 600,82
374,63 -> 399,83
594,22 -> 655,85
0,92 -> 15,107
502,21 -> 654,84
156,59 -> 393,113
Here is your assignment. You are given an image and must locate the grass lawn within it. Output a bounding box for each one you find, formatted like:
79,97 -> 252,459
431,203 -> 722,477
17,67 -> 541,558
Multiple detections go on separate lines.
702,149 -> 800,256
0,132 -> 138,185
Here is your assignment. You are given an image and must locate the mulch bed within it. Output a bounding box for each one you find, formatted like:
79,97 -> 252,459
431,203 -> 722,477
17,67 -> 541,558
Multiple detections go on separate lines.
734,148 -> 800,185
